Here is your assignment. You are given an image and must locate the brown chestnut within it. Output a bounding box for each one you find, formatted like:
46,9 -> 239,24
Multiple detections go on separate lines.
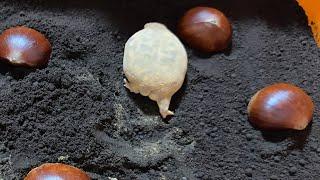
24,163 -> 90,180
247,83 -> 314,130
0,26 -> 52,68
178,7 -> 232,53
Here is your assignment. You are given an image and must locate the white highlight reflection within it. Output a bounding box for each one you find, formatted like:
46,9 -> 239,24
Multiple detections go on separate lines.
266,91 -> 290,109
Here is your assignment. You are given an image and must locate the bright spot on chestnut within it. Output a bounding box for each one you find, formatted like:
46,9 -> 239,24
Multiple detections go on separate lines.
0,26 -> 52,68
24,163 -> 90,180
178,7 -> 232,53
247,83 -> 314,130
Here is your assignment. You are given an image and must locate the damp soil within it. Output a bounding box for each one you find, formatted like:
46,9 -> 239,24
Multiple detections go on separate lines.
0,0 -> 320,179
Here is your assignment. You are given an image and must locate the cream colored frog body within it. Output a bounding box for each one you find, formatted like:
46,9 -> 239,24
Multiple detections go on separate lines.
123,23 -> 188,118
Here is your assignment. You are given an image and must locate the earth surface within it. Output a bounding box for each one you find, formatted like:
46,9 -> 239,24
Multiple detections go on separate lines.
0,0 -> 320,179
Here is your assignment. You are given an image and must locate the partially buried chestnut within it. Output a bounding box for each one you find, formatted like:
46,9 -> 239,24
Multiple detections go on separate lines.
24,163 -> 90,180
247,83 -> 314,130
0,26 -> 52,68
178,7 -> 232,53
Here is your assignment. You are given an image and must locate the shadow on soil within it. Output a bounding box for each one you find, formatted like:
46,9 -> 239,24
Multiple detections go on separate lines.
126,75 -> 188,121
261,122 -> 312,150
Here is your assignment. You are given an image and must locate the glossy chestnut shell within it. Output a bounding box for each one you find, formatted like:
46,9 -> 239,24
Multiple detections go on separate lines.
248,83 -> 314,130
178,7 -> 232,53
0,26 -> 52,68
24,163 -> 90,180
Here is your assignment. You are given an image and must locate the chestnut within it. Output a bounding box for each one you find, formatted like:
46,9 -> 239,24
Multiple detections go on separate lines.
0,26 -> 52,68
247,83 -> 314,130
24,163 -> 90,180
178,7 -> 232,53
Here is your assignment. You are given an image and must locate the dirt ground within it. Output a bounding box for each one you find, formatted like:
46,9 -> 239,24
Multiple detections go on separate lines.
0,0 -> 320,179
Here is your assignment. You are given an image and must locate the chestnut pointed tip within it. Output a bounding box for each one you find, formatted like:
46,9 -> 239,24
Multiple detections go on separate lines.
292,120 -> 309,130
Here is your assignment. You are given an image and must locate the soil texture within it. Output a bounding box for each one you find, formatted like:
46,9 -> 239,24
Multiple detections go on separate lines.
0,0 -> 320,179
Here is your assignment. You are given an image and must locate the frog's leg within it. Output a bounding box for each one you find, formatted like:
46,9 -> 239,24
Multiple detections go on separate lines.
157,97 -> 174,118
124,78 -> 139,93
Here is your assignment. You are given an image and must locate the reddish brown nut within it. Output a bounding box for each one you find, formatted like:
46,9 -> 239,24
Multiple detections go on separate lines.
24,163 -> 90,180
248,83 -> 314,130
0,26 -> 52,68
178,7 -> 232,53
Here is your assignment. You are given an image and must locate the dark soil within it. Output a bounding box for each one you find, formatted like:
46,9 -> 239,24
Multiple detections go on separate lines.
0,0 -> 319,179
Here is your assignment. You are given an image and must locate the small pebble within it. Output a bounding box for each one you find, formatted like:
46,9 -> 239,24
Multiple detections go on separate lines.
32,81 -> 39,87
149,169 -> 155,174
6,76 -> 13,81
245,133 -> 253,141
202,175 -> 209,179
245,168 -> 253,177
226,55 -> 238,60
299,36 -> 306,41
76,36 -> 81,42
162,166 -> 168,172
48,83 -> 55,91
298,159 -> 306,166
212,127 -> 218,132
276,52 -> 282,57
19,11 -> 26,17
195,171 -> 204,178
301,40 -> 308,46
270,175 -> 278,180
289,166 -> 297,176
310,144 -> 317,150
0,145 -> 6,152
273,156 -> 280,162
279,48 -> 284,52
0,158 -> 8,165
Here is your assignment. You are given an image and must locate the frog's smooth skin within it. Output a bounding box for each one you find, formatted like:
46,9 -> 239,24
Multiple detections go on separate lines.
123,23 -> 188,118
